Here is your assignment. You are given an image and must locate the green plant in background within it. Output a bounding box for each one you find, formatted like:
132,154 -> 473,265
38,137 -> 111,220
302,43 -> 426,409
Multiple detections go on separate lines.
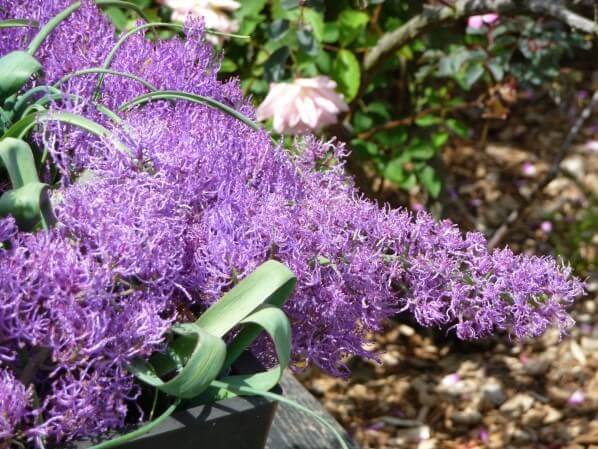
146,0 -> 595,202
549,197 -> 598,278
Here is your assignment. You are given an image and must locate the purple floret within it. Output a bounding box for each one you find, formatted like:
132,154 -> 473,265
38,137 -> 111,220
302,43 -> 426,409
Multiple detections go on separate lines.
0,1 -> 586,446
0,368 -> 31,440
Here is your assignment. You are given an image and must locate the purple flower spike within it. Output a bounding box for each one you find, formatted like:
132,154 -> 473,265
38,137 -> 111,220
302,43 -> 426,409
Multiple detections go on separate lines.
0,1 -> 586,445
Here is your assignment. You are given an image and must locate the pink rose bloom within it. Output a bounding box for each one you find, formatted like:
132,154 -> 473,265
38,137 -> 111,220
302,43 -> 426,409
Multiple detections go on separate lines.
159,0 -> 240,43
468,13 -> 500,29
256,76 -> 349,135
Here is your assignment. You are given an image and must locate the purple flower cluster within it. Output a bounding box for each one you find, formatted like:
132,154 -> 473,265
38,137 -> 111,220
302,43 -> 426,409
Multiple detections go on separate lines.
0,1 -> 585,446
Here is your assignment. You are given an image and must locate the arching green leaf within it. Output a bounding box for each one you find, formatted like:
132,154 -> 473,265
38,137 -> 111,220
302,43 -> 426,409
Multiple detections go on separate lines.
2,111 -> 132,156
119,90 -> 263,134
210,380 -> 350,449
129,324 -> 226,399
94,22 -> 184,99
196,260 -> 296,337
0,138 -> 39,188
54,68 -> 158,93
200,304 -> 292,402
0,19 -> 38,29
0,52 -> 42,100
0,182 -> 55,230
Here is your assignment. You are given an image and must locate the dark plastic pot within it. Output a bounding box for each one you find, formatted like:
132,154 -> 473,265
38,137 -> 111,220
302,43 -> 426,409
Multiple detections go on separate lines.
73,354 -> 280,449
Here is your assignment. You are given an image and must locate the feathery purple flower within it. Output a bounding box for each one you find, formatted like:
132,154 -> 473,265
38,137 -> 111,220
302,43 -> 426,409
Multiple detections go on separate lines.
0,1 -> 585,446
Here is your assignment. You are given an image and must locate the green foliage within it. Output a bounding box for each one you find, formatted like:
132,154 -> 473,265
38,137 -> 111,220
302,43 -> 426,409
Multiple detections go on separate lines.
112,2 -> 593,202
0,52 -> 41,100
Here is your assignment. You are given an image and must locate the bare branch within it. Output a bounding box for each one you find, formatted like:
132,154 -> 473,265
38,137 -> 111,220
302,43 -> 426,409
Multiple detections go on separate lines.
361,0 -> 598,98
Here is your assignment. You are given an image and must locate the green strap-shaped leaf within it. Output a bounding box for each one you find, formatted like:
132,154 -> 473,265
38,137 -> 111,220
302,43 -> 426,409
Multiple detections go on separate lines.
129,324 -> 226,399
0,19 -> 39,29
12,85 -> 63,117
0,138 -> 39,188
119,90 -> 262,134
0,182 -> 55,230
209,380 -> 350,449
130,261 -> 295,395
86,399 -> 182,449
54,68 -> 158,93
94,22 -> 183,99
197,260 -> 296,337
0,51 -> 42,101
201,304 -> 291,402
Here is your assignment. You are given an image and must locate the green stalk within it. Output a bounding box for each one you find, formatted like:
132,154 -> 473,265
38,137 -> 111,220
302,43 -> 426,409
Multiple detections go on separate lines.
93,22 -> 183,100
54,68 -> 158,93
12,86 -> 63,116
119,90 -> 263,135
0,19 -> 39,29
87,399 -> 181,449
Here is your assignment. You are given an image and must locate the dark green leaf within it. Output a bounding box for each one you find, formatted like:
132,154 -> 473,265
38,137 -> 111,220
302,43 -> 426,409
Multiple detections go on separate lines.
220,58 -> 238,73
105,6 -> 128,30
0,182 -> 55,230
351,139 -> 378,160
367,101 -> 390,120
237,0 -> 267,17
384,159 -> 406,183
407,140 -> 436,160
269,19 -> 290,41
458,63 -> 485,90
322,23 -> 339,43
415,115 -> 442,127
303,9 -> 325,41
432,132 -> 449,148
352,111 -> 373,133
297,28 -> 318,55
446,119 -> 469,139
315,50 -> 332,73
487,59 -> 505,81
264,46 -> 290,82
239,14 -> 266,36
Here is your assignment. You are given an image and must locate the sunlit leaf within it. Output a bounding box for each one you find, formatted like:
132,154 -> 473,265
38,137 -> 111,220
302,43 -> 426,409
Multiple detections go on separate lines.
0,52 -> 42,100
0,182 -> 55,230
0,138 -> 39,188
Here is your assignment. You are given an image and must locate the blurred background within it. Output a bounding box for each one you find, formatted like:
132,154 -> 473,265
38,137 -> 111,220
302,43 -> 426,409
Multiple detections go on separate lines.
106,1 -> 597,448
